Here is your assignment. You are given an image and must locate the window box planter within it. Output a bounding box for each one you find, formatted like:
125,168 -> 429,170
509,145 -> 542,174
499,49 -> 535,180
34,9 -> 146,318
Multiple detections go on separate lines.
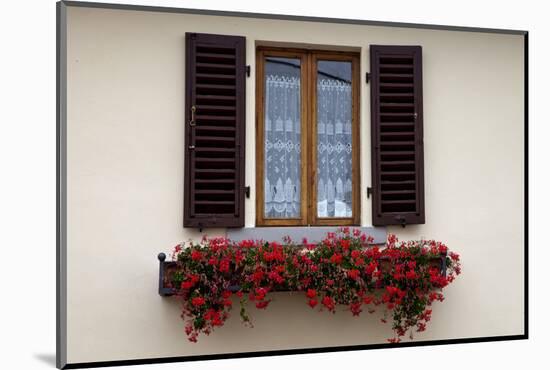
157,252 -> 447,297
156,229 -> 461,343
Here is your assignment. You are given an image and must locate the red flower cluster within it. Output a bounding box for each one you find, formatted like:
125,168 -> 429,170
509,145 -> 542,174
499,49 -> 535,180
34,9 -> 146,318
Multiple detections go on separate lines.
170,229 -> 461,343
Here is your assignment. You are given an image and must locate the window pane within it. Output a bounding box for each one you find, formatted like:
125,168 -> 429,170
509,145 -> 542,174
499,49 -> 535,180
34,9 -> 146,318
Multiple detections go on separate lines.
264,57 -> 301,218
316,60 -> 353,218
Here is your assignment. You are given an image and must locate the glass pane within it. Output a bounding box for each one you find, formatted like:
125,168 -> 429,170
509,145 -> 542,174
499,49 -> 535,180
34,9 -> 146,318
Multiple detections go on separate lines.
264,57 -> 301,218
316,60 -> 353,218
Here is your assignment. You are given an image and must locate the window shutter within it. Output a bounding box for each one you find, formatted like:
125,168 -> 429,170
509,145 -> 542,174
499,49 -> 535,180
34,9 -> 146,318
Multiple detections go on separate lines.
184,33 -> 246,228
369,45 -> 425,226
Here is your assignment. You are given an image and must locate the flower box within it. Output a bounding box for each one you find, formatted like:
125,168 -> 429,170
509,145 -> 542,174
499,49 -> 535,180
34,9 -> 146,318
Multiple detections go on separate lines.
156,229 -> 461,343
157,252 -> 447,297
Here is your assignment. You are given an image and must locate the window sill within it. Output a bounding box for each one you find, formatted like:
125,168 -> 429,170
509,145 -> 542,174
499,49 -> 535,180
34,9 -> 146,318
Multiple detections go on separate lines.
226,226 -> 386,245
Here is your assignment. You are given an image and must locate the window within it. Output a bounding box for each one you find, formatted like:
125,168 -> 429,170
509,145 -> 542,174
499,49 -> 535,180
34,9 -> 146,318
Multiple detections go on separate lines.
255,47 -> 360,226
183,36 -> 425,229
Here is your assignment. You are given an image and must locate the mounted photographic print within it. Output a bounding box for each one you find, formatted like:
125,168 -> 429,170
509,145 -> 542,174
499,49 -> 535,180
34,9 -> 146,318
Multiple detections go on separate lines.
56,1 -> 527,368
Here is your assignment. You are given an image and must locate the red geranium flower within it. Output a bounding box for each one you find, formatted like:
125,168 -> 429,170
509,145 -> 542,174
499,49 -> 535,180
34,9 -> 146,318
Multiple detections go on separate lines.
255,287 -> 267,301
255,301 -> 269,309
222,290 -> 232,299
330,253 -> 343,264
191,250 -> 203,261
252,270 -> 264,283
341,239 -> 351,250
350,302 -> 362,316
191,297 -> 206,307
181,280 -> 194,290
322,296 -> 335,311
308,299 -> 318,308
347,269 -> 360,280
219,258 -> 230,273
365,261 -> 377,275
306,289 -> 316,299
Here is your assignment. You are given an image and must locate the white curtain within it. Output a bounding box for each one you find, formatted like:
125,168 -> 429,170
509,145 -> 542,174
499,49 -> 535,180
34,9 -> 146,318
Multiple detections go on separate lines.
264,74 -> 301,218
316,77 -> 353,218
263,60 -> 352,219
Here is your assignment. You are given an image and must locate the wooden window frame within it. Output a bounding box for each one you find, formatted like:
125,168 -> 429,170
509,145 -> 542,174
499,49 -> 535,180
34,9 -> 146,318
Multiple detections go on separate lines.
255,47 -> 361,227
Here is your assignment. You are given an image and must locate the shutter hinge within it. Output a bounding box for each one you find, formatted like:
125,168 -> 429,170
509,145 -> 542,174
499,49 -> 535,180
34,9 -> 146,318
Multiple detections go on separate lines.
246,65 -> 251,77
367,187 -> 373,198
244,186 -> 250,198
366,72 -> 371,84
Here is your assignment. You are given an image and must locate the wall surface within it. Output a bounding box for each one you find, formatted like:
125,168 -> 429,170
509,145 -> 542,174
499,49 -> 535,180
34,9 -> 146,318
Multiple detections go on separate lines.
65,5 -> 524,364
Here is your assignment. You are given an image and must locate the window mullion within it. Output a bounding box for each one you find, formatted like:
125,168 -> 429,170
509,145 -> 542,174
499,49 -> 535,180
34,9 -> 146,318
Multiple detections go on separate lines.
306,52 -> 315,226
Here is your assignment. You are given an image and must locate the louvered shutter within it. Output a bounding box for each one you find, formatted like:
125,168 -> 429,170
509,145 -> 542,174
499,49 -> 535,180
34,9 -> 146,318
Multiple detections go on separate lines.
369,45 -> 425,226
184,33 -> 246,228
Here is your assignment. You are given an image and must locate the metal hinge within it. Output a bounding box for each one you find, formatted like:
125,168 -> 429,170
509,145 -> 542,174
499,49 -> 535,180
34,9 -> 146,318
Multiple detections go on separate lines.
366,72 -> 371,84
367,187 -> 373,198
244,186 -> 250,198
246,65 -> 251,77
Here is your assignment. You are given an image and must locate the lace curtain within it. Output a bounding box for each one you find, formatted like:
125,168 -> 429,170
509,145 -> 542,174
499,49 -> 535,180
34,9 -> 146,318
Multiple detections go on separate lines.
264,58 -> 352,219
264,64 -> 301,218
316,75 -> 353,218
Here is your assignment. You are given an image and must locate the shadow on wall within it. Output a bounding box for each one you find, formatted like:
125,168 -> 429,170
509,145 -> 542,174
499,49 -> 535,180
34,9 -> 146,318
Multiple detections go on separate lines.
34,353 -> 56,367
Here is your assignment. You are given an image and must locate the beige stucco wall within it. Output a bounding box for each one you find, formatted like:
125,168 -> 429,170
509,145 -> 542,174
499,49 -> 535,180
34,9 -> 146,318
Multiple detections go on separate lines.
65,6 -> 525,364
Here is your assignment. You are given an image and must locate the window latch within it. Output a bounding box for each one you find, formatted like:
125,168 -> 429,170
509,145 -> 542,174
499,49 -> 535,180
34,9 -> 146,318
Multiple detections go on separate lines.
246,65 -> 251,77
366,72 -> 371,84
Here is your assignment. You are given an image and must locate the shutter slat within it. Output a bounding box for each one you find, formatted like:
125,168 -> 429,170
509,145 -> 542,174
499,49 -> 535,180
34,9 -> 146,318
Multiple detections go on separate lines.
195,104 -> 236,111
184,33 -> 246,228
195,136 -> 235,142
196,95 -> 236,101
380,73 -> 413,78
380,160 -> 415,165
381,200 -> 416,205
195,190 -> 235,194
195,125 -> 236,132
196,73 -> 236,80
195,201 -> 235,205
195,169 -> 236,174
194,147 -> 235,153
195,158 -> 235,163
195,115 -> 236,121
381,180 -> 416,185
196,52 -> 236,60
380,103 -> 414,108
196,62 -> 236,70
381,122 -> 415,126
370,45 -> 425,226
195,179 -> 235,184
381,190 -> 416,195
196,83 -> 236,90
